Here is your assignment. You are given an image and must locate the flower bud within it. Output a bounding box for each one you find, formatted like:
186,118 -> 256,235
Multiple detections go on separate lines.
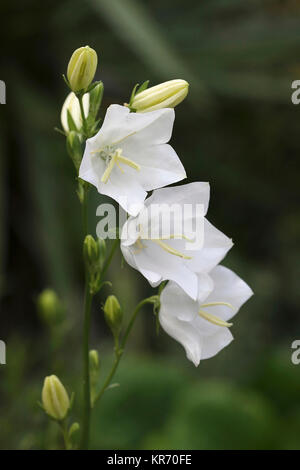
42,375 -> 70,421
89,349 -> 100,371
83,235 -> 100,267
88,82 -> 104,121
103,295 -> 123,339
66,131 -> 83,171
131,79 -> 189,112
67,46 -> 98,92
61,92 -> 89,133
37,289 -> 64,326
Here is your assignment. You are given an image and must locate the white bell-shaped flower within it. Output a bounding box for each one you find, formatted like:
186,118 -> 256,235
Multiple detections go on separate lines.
121,182 -> 233,299
79,104 -> 186,215
159,265 -> 253,366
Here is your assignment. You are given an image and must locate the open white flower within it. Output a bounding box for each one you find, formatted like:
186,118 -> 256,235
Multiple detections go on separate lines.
159,265 -> 253,366
79,104 -> 186,215
121,183 -> 233,300
61,92 -> 89,133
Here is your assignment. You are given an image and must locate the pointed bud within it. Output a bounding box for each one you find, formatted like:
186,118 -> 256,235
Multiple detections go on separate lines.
61,91 -> 89,133
83,235 -> 100,267
103,295 -> 123,339
37,289 -> 64,326
88,82 -> 104,121
131,79 -> 189,112
67,46 -> 98,92
89,349 -> 100,371
42,375 -> 70,421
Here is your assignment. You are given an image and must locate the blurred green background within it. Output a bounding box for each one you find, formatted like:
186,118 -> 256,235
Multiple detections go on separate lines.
1,0 -> 300,450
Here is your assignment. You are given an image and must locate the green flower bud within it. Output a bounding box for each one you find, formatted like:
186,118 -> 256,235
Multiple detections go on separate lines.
61,91 -> 89,133
67,46 -> 98,92
66,131 -> 83,171
131,79 -> 189,112
103,295 -> 123,339
37,289 -> 64,326
83,235 -> 100,266
42,375 -> 70,421
88,82 -> 104,121
89,349 -> 100,371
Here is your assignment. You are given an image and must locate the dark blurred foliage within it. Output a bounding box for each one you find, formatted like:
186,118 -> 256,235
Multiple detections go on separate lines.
0,0 -> 300,450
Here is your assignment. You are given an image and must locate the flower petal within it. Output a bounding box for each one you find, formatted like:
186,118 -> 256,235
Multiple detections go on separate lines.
200,327 -> 234,360
203,265 -> 253,321
79,139 -> 105,187
121,143 -> 186,190
98,170 -> 147,216
145,182 -> 210,216
125,239 -> 198,299
186,218 -> 233,273
159,303 -> 202,366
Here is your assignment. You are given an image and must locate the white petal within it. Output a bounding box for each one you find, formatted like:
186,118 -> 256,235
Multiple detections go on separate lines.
79,139 -> 105,187
145,182 -> 210,216
125,107 -> 175,145
121,244 -> 162,285
98,170 -> 147,216
121,143 -> 186,190
87,104 -> 130,149
126,239 -> 198,299
200,328 -> 234,360
160,281 -> 199,322
61,92 -> 89,132
89,105 -> 175,151
203,265 -> 253,321
159,304 -> 202,366
186,218 -> 233,273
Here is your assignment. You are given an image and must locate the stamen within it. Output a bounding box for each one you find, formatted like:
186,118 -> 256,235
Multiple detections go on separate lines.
200,301 -> 233,309
198,310 -> 232,328
159,234 -> 195,242
100,148 -> 140,184
117,154 -> 140,171
101,154 -> 117,183
154,239 -> 192,259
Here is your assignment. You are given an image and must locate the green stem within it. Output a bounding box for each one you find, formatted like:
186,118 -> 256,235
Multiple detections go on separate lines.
59,421 -> 70,450
81,186 -> 88,236
78,93 -> 88,137
81,284 -> 93,449
80,188 -> 92,450
94,297 -> 157,405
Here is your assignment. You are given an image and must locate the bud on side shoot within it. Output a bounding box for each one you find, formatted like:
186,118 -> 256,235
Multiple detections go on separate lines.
67,46 -> 98,92
132,79 -> 189,112
83,235 -> 106,294
61,92 -> 89,133
104,295 -> 123,339
42,375 -> 70,421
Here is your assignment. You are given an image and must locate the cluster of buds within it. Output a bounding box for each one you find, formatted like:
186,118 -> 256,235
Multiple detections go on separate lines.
83,235 -> 106,295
